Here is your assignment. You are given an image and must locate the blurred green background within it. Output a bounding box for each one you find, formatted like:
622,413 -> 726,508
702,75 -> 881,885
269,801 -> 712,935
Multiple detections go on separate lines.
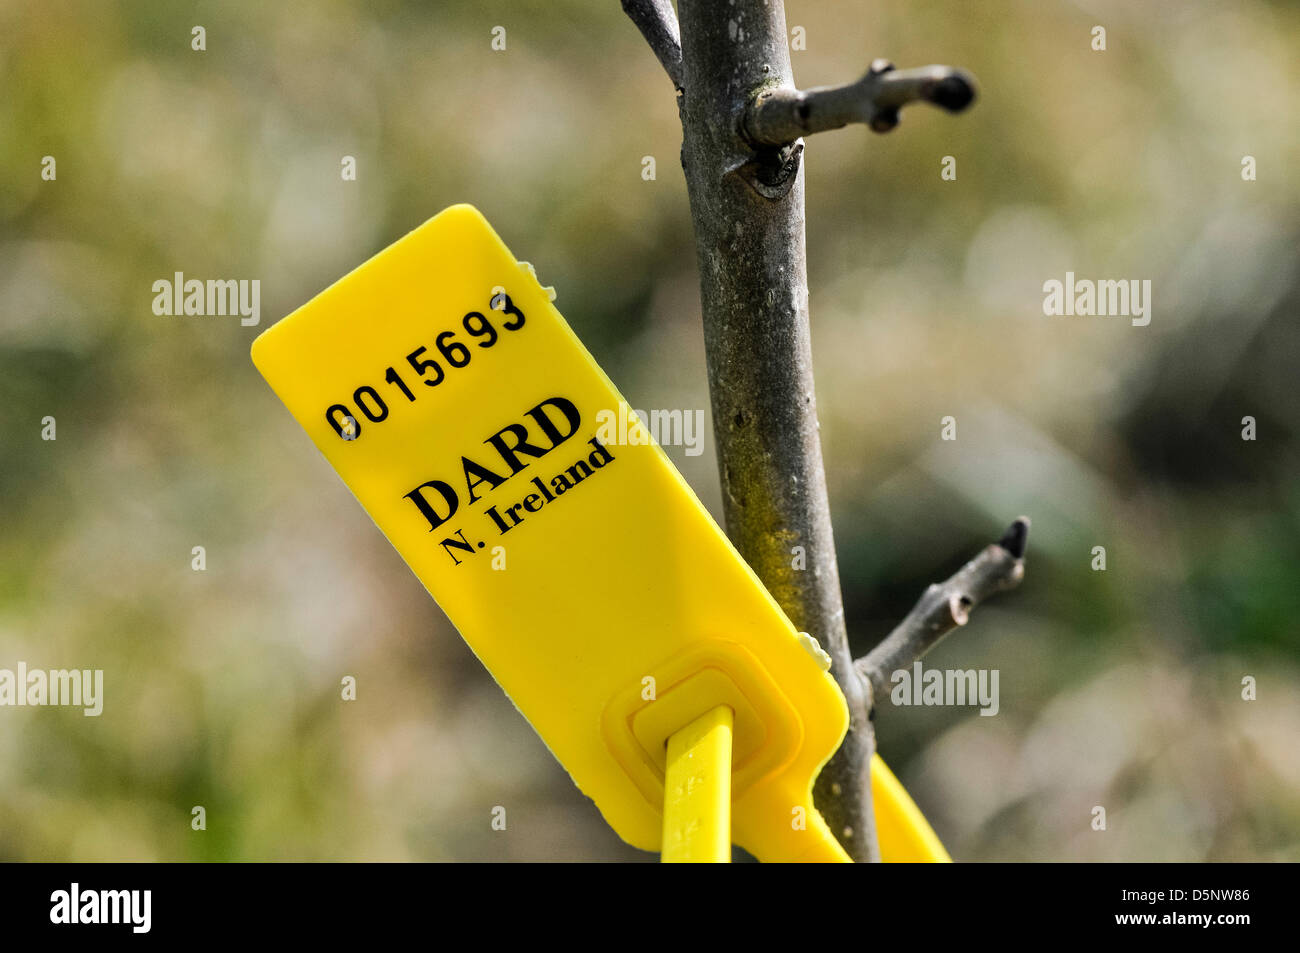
1,0 -> 1297,861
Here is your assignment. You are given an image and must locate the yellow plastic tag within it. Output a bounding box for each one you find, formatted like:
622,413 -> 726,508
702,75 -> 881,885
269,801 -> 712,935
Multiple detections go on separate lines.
251,204 -> 932,862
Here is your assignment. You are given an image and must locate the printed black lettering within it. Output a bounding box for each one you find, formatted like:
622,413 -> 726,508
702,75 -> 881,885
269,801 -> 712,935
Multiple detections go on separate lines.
530,476 -> 555,503
485,505 -> 511,534
565,460 -> 593,485
526,397 -> 582,447
587,437 -> 614,468
404,480 -> 459,531
463,456 -> 507,503
485,423 -> 550,475
439,529 -> 476,566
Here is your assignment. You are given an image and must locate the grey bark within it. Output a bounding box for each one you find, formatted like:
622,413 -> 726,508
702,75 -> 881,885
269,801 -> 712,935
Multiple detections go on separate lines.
675,0 -> 882,861
625,0 -> 1005,863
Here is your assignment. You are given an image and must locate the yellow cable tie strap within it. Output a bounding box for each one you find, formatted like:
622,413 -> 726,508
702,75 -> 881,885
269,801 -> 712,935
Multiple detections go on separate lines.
871,754 -> 952,863
661,705 -> 734,863
731,784 -> 852,862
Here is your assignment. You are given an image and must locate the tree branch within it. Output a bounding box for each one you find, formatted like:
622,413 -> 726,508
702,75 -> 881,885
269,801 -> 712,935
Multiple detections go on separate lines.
854,518 -> 1029,702
659,0 -> 988,862
745,60 -> 977,145
673,0 -> 880,860
621,0 -> 683,90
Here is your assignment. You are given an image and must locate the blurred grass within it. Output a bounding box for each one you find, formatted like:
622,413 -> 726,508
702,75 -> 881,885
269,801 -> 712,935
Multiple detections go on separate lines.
1,0 -> 1297,860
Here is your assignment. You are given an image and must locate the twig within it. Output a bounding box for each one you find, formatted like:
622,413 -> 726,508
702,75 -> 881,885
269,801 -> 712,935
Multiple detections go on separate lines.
745,60 -> 977,145
855,518 -> 1029,703
621,0 -> 683,90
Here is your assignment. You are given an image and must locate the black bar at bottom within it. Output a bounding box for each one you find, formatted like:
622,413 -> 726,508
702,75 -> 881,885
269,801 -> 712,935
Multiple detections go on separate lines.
0,861 -> 1283,941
